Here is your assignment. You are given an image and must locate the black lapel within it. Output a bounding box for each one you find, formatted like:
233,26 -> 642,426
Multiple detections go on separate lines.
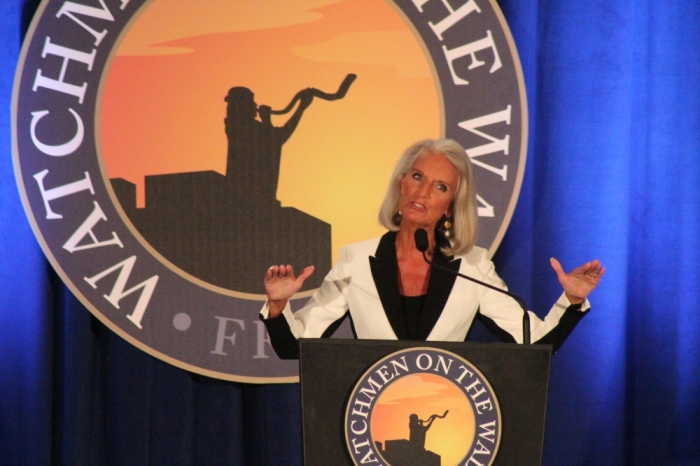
369,231 -> 408,339
416,248 -> 461,340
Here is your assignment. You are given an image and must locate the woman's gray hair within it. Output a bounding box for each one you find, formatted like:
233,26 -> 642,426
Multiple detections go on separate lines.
378,138 -> 478,256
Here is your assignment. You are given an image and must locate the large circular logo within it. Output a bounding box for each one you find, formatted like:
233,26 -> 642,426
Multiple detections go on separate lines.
12,0 -> 527,382
345,347 -> 501,465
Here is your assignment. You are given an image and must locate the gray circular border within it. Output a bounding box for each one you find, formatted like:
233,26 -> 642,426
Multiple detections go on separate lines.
344,347 -> 502,466
12,0 -> 527,383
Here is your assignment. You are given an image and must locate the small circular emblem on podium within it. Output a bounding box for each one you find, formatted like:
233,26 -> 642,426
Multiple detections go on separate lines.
345,347 -> 501,466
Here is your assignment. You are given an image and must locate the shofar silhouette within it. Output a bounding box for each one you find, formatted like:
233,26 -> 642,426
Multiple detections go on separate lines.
424,410 -> 449,424
269,73 -> 357,115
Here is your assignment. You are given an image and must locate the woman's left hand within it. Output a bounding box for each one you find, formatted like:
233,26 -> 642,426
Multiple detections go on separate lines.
550,258 -> 605,304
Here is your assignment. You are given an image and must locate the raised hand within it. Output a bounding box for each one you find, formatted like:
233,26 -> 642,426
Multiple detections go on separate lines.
264,265 -> 314,318
550,258 -> 605,304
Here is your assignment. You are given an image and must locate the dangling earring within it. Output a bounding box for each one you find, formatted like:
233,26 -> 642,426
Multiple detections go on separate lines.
437,214 -> 453,239
443,219 -> 453,238
392,210 -> 403,226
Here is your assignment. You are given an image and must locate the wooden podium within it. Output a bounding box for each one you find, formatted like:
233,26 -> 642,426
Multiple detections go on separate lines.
299,339 -> 552,465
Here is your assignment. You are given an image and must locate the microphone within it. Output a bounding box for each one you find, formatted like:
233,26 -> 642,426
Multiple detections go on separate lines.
414,228 -> 531,345
415,228 -> 430,253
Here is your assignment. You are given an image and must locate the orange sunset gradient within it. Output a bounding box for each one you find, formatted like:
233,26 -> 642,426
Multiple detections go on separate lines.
99,0 -> 441,264
371,373 -> 475,465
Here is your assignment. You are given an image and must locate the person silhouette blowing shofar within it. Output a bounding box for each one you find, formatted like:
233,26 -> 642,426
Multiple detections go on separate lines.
223,74 -> 356,207
408,410 -> 449,451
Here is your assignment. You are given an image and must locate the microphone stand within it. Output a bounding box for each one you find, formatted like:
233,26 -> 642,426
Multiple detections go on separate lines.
418,248 -> 531,345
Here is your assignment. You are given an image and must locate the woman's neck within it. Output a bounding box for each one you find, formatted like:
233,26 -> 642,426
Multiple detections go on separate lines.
395,225 -> 435,261
395,227 -> 432,296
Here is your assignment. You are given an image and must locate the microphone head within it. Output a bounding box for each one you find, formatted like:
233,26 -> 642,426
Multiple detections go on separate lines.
414,228 -> 429,253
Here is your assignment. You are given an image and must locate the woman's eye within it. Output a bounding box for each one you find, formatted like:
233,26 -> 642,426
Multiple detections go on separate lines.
436,184 -> 447,192
412,172 -> 422,180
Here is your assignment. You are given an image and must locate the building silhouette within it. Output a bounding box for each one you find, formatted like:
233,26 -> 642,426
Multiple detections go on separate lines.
110,78 -> 356,293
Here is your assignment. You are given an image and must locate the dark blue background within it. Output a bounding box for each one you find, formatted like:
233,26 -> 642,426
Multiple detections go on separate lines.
2,1 -> 699,464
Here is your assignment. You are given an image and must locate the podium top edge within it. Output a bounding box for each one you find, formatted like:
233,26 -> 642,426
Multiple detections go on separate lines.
298,338 -> 553,353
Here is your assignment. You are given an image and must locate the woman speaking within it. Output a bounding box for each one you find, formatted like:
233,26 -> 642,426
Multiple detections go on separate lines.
260,139 -> 604,359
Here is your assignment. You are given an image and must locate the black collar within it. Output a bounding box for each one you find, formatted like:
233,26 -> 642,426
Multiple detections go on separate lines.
369,231 -> 462,340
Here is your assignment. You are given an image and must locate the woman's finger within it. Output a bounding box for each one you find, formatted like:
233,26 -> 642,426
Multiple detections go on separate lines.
549,257 -> 566,280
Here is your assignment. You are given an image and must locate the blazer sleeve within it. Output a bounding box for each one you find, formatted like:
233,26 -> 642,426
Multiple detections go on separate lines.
260,246 -> 353,358
471,249 -> 589,352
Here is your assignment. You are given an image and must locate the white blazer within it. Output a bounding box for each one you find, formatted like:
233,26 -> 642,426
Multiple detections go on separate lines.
261,232 -> 589,345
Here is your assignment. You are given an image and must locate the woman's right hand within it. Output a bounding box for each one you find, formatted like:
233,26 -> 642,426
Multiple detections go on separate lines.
264,265 -> 314,318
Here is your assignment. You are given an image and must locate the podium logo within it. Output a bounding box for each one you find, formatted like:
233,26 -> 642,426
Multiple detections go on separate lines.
13,0 -> 526,382
345,348 -> 501,466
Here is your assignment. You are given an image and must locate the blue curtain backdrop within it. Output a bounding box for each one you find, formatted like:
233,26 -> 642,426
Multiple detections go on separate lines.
2,0 -> 699,464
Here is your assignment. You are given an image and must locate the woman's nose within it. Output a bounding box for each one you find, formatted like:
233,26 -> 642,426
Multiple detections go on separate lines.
417,182 -> 430,197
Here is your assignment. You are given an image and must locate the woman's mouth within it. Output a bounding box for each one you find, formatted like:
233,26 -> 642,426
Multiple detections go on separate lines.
409,201 -> 426,212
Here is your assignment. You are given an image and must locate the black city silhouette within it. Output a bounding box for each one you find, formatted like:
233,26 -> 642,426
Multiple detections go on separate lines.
111,74 -> 356,293
375,411 -> 448,466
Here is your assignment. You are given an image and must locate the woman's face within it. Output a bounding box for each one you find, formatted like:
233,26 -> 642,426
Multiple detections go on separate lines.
398,152 -> 459,231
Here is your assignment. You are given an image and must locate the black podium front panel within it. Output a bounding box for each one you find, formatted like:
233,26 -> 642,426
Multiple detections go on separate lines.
299,339 -> 552,466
